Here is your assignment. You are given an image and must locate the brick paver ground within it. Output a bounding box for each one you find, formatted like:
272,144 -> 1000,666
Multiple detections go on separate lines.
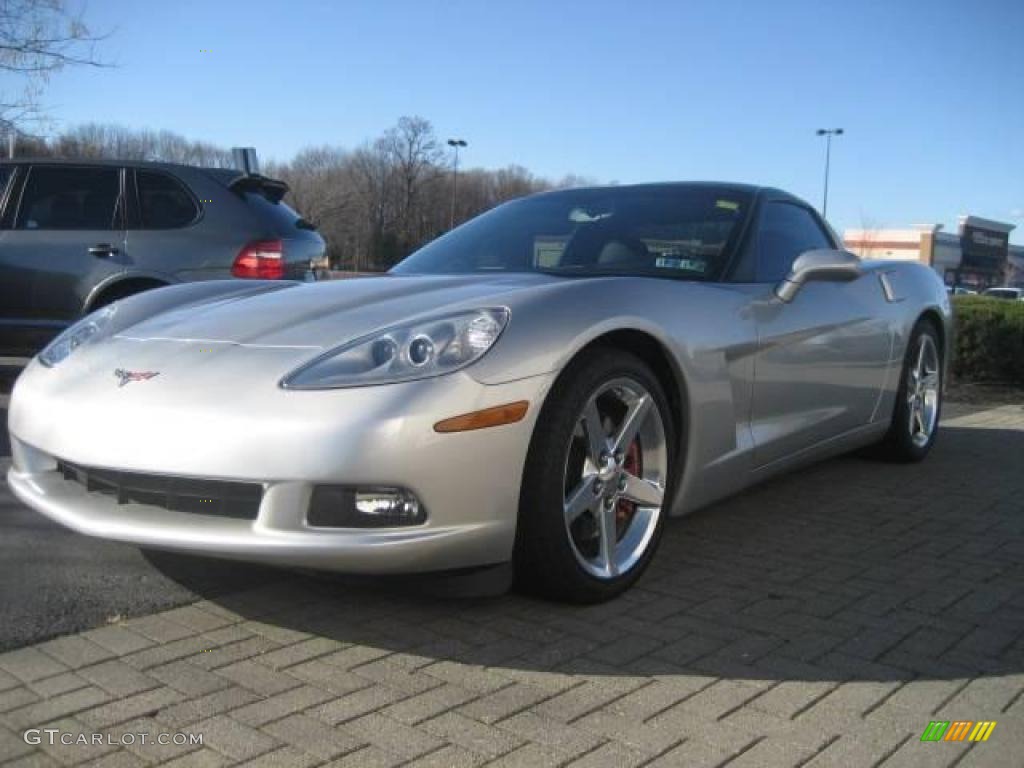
2,403 -> 1024,767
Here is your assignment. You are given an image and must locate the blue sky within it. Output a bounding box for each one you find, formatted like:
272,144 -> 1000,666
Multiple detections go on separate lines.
35,0 -> 1024,241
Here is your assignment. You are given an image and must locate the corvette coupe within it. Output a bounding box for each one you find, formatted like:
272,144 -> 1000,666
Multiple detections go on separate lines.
6,183 -> 951,602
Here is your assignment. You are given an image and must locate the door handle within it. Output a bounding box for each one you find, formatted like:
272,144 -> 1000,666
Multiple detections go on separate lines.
88,244 -> 119,258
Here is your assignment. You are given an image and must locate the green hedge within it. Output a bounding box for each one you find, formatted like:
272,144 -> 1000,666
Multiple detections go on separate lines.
951,296 -> 1024,384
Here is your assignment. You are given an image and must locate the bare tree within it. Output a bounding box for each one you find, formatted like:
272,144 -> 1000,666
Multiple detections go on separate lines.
276,146 -> 353,224
379,116 -> 444,249
852,214 -> 885,260
39,122 -> 233,166
0,0 -> 108,141
348,140 -> 400,270
267,146 -> 363,269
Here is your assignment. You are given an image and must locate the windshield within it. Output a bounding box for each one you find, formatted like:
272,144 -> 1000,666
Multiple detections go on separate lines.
392,185 -> 753,280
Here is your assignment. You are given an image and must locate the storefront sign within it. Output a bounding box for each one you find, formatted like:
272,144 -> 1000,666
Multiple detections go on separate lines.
961,225 -> 1009,271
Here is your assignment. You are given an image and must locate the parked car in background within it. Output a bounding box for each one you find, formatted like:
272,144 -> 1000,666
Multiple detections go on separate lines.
982,287 -> 1024,301
310,252 -> 331,280
0,158 -> 325,355
946,285 -> 977,296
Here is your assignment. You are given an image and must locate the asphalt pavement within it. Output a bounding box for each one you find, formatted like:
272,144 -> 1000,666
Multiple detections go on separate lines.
0,359 -> 287,652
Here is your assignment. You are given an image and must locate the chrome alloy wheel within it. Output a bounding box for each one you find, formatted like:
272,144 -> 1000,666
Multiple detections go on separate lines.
907,334 -> 940,448
562,378 -> 669,580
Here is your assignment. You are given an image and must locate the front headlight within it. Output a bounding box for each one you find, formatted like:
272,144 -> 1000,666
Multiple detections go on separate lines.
281,308 -> 509,389
38,304 -> 118,368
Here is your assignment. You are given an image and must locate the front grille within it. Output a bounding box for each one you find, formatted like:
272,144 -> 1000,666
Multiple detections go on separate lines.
56,460 -> 262,520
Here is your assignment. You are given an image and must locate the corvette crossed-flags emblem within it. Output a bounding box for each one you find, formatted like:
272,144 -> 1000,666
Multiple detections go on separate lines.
113,369 -> 160,387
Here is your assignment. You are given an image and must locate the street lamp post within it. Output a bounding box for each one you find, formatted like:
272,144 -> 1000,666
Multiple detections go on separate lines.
447,138 -> 467,229
815,128 -> 843,219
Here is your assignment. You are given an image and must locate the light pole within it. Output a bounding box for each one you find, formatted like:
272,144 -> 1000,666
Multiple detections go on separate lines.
447,138 -> 467,229
815,128 -> 843,219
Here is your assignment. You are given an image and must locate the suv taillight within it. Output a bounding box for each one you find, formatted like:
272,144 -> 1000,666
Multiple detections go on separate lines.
232,240 -> 284,279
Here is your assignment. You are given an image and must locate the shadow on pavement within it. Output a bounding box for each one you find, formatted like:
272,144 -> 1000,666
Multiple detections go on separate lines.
148,421 -> 1024,684
0,359 -> 22,458
0,401 -> 8,459
0,484 -> 285,652
1,367 -> 285,651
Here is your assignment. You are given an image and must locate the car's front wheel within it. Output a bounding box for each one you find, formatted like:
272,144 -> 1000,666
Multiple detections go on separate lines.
515,349 -> 676,602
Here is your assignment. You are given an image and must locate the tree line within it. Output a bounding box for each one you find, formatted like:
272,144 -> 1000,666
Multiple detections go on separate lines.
15,117 -> 592,270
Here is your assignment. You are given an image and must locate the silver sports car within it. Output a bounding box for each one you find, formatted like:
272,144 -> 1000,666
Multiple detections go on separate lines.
7,183 -> 952,602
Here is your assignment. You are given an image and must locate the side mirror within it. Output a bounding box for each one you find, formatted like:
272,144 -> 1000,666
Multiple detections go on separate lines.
775,249 -> 861,302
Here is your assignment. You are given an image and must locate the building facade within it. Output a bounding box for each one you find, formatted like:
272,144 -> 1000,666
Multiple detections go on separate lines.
844,216 -> 1022,290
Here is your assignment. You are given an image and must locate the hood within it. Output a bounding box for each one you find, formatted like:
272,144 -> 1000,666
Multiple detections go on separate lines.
116,274 -> 560,350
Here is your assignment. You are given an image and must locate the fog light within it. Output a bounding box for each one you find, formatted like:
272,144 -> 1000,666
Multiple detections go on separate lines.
308,485 -> 426,528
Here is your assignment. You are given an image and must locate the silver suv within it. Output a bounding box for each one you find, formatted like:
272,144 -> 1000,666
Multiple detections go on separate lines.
0,159 -> 326,355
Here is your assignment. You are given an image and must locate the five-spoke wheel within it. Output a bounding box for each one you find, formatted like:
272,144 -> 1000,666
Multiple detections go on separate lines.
516,349 -> 675,602
562,379 -> 668,580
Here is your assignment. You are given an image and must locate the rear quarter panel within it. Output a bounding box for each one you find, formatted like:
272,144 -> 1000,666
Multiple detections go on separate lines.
858,259 -> 953,418
124,167 -> 259,283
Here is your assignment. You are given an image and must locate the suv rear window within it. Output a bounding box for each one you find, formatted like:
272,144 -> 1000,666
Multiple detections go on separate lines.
242,191 -> 310,234
17,166 -> 120,230
0,166 -> 12,198
136,169 -> 199,228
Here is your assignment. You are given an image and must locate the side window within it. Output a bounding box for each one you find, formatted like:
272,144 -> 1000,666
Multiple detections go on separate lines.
16,166 -> 120,230
0,166 -> 13,227
136,170 -> 199,228
757,201 -> 833,282
0,166 -> 12,198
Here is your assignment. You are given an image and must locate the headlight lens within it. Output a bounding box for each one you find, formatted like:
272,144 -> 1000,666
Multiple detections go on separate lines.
38,305 -> 117,368
281,308 -> 509,389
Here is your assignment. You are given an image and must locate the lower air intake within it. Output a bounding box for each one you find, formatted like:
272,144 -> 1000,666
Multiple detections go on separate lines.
56,459 -> 262,520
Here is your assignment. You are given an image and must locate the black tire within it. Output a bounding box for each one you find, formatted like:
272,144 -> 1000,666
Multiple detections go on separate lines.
877,319 -> 943,462
514,348 -> 677,603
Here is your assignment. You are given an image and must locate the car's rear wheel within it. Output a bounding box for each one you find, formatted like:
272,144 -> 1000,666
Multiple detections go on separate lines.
878,319 -> 942,462
515,349 -> 675,602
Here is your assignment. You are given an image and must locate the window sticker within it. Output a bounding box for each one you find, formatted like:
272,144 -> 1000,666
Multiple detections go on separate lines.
656,256 -> 707,272
715,200 -> 740,211
568,207 -> 612,223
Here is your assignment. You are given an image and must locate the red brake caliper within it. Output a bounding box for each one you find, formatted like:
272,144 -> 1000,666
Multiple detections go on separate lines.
616,438 -> 642,527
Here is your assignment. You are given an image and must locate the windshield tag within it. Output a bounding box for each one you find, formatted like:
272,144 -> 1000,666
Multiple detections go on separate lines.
656,257 -> 707,272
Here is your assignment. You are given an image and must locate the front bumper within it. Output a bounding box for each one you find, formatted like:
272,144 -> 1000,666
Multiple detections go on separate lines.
7,356 -> 554,573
